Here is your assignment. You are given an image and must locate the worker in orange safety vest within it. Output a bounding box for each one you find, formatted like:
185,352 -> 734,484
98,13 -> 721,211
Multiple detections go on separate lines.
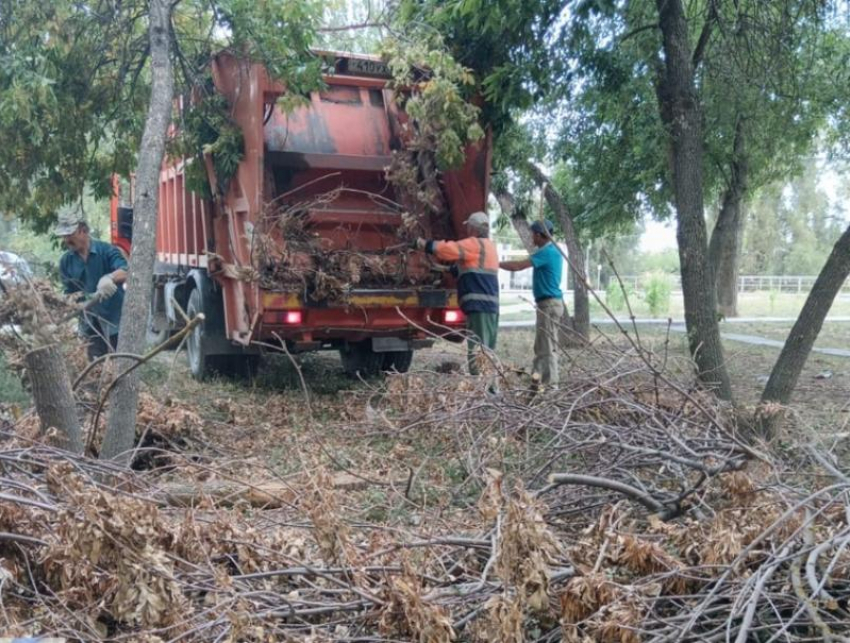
414,211 -> 499,375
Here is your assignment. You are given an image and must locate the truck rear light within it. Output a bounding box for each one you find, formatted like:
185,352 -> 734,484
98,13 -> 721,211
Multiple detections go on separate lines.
283,310 -> 303,325
443,309 -> 465,324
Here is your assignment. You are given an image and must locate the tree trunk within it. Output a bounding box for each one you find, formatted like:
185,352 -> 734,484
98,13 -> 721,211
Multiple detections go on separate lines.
100,0 -> 174,463
523,162 -> 590,341
494,187 -> 534,252
708,194 -> 743,317
708,118 -> 748,318
24,343 -> 83,454
656,0 -> 734,402
510,214 -> 535,252
757,224 -> 850,439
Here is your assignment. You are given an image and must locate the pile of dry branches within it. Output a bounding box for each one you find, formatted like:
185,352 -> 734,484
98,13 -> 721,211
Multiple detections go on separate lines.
0,280 -> 86,373
2,331 -> 850,640
250,187 -> 440,301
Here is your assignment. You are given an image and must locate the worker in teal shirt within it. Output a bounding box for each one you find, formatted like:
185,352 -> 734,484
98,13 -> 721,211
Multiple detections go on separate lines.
500,220 -> 565,386
55,209 -> 128,361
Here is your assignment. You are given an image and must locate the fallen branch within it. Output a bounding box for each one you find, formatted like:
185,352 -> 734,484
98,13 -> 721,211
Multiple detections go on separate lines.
545,472 -> 673,517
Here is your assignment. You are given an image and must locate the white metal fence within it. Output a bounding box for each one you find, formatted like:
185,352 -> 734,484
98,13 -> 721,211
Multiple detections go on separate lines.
612,275 -> 848,294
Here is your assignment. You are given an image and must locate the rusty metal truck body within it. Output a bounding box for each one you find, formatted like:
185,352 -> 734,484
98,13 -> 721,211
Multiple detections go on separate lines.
112,52 -> 491,379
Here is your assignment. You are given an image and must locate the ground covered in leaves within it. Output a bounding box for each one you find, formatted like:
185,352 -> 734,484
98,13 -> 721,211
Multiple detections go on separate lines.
2,325 -> 850,642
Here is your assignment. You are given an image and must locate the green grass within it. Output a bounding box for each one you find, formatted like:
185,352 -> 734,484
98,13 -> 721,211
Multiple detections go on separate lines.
500,291 -> 850,322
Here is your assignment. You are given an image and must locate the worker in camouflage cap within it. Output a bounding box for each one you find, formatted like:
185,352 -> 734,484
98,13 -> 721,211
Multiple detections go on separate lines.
55,205 -> 128,361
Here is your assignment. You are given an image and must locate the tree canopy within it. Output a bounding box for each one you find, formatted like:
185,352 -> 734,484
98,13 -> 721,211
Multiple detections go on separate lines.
0,0 -> 327,231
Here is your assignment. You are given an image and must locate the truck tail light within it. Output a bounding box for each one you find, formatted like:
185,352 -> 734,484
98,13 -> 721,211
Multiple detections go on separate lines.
283,310 -> 303,325
442,308 -> 465,324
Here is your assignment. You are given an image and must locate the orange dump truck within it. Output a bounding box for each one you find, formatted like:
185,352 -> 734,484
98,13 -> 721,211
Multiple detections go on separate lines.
111,52 -> 491,380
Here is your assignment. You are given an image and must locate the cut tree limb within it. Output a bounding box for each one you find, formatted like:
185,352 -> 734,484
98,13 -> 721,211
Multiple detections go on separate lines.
546,472 -> 678,518
24,343 -> 83,454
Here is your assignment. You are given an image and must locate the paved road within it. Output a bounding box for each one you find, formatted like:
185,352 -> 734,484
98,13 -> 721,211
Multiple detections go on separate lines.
499,315 -> 850,358
675,330 -> 850,358
500,316 -> 850,328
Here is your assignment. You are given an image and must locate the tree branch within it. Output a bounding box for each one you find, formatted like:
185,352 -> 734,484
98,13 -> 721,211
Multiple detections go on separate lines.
692,0 -> 719,69
545,473 -> 675,517
318,22 -> 387,33
620,22 -> 660,43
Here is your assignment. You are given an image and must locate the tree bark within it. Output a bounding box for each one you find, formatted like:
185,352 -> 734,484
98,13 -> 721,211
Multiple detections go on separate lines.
100,0 -> 175,463
708,118 -> 748,318
494,187 -> 534,251
757,224 -> 850,439
656,0 -> 734,402
523,162 -> 590,340
24,344 -> 83,454
510,214 -> 535,252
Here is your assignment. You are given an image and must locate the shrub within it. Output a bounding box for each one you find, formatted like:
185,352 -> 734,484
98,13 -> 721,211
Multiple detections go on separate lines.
643,272 -> 672,317
605,279 -> 635,313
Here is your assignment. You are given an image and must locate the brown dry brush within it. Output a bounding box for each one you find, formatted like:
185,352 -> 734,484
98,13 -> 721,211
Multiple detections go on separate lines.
0,280 -> 88,376
3,335 -> 850,640
250,186 -> 443,301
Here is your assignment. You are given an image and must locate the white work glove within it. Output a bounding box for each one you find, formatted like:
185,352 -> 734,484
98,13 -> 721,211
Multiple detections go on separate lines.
95,274 -> 118,300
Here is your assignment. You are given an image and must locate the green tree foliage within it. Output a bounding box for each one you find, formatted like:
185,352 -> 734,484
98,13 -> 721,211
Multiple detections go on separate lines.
0,0 -> 326,231
556,0 -> 844,231
605,279 -> 633,312
741,163 -> 848,275
643,272 -> 672,317
393,0 -> 566,133
0,2 -> 148,228
382,33 -> 484,170
395,0 -> 847,238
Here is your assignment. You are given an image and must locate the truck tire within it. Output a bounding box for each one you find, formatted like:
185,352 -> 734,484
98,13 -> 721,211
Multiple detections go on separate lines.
186,288 -> 218,381
340,341 -> 383,378
382,350 -> 414,373
146,296 -> 171,348
146,312 -> 169,348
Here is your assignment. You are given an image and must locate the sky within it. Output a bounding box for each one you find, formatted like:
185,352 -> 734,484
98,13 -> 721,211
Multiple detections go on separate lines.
640,219 -> 677,253
639,159 -> 849,254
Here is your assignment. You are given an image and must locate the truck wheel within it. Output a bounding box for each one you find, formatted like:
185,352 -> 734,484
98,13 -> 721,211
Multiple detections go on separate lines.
382,350 -> 414,373
146,313 -> 169,348
146,299 -> 171,348
186,288 -> 216,381
340,341 -> 383,378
